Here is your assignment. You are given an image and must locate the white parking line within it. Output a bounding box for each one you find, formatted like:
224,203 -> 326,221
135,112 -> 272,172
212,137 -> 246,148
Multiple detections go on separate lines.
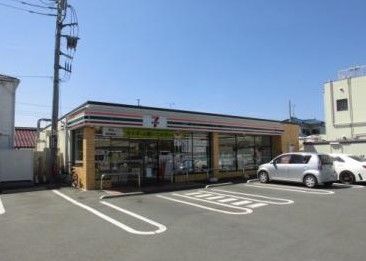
210,189 -> 294,205
0,197 -> 5,215
244,183 -> 335,195
194,193 -> 214,198
332,183 -> 365,189
232,200 -> 252,206
53,190 -> 166,235
218,198 -> 238,203
246,203 -> 268,208
156,194 -> 253,215
100,201 -> 166,234
206,195 -> 226,200
172,193 -> 257,210
185,191 -> 205,196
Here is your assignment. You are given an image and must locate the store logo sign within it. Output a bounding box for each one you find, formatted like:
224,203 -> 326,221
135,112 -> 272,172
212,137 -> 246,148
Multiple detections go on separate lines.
143,115 -> 167,128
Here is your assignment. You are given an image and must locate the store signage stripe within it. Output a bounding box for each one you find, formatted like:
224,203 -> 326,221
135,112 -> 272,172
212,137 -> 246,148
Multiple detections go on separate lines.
67,117 -> 85,126
67,108 -> 86,120
168,121 -> 282,132
167,125 -> 283,135
169,127 -> 283,135
86,111 -> 142,118
169,117 -> 283,130
85,121 -> 143,126
87,116 -> 143,123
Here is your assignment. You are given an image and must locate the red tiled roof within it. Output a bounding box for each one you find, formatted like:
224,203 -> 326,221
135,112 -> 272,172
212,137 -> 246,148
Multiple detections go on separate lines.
14,127 -> 37,149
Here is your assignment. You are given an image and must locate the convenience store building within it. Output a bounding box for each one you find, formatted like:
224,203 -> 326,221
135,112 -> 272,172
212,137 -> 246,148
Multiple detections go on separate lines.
37,101 -> 299,190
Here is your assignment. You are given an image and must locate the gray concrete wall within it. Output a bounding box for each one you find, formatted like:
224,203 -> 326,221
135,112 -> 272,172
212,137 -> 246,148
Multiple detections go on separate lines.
304,142 -> 366,158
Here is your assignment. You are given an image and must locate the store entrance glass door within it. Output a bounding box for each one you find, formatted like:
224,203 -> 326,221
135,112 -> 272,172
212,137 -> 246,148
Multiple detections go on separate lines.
140,141 -> 159,184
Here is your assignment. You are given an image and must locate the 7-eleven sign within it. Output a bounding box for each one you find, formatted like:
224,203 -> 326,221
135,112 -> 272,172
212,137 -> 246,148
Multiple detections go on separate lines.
143,115 -> 167,128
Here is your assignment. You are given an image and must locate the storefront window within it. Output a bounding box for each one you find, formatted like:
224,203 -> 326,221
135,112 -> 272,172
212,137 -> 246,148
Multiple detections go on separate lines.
221,135 -> 272,171
192,133 -> 210,172
174,133 -> 193,173
158,140 -> 174,180
73,129 -> 83,163
95,137 -> 111,175
219,134 -> 237,171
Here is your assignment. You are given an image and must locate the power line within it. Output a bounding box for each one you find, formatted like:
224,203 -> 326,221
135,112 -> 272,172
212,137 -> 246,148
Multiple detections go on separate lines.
38,0 -> 54,6
15,75 -> 53,79
5,0 -> 56,10
17,101 -> 74,109
0,1 -> 56,16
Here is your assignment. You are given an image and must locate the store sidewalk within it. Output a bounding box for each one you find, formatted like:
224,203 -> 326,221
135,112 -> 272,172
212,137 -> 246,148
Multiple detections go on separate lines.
99,178 -> 247,199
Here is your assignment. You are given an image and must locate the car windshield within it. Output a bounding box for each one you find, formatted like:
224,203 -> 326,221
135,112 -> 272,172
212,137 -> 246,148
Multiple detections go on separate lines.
349,155 -> 366,162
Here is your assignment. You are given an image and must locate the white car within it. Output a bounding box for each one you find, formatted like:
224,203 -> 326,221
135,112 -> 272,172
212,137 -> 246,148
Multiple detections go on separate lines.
331,154 -> 366,184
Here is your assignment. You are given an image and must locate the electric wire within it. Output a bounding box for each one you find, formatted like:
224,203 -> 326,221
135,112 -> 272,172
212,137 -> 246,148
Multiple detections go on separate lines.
5,0 -> 56,10
0,1 -> 56,16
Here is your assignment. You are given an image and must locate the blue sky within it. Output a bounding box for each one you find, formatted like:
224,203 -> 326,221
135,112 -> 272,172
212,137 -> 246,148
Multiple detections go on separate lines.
1,0 -> 365,127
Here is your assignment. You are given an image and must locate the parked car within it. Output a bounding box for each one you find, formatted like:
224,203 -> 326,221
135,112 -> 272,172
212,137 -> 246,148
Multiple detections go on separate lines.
330,154 -> 366,184
257,152 -> 337,188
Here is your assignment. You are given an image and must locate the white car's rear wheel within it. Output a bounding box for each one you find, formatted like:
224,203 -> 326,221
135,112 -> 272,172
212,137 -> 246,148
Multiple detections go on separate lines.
339,171 -> 355,184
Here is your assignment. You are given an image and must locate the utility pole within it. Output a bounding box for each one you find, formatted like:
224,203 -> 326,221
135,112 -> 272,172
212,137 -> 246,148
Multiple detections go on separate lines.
288,100 -> 292,122
49,0 -> 65,184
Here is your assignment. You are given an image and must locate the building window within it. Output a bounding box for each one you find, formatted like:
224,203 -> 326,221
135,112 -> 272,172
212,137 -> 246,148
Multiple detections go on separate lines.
72,129 -> 83,163
237,136 -> 255,170
220,134 -> 273,172
192,133 -> 210,173
219,134 -> 237,171
336,99 -> 348,111
174,133 -> 193,173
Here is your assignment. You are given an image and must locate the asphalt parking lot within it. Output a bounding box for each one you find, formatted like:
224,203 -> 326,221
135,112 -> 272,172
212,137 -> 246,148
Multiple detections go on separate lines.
0,182 -> 365,261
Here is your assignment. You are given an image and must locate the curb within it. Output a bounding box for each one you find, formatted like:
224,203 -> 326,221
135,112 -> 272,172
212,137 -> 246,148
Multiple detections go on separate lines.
205,182 -> 233,189
99,191 -> 144,200
246,179 -> 259,184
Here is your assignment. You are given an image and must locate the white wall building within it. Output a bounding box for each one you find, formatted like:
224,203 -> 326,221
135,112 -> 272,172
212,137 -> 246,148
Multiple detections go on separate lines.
305,66 -> 366,156
0,74 -> 19,149
0,74 -> 34,184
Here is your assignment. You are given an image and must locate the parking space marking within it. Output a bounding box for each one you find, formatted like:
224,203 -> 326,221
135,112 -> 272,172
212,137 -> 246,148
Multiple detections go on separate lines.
173,193 -> 257,210
194,193 -> 215,198
185,192 -> 205,196
244,183 -> 335,195
0,197 -> 5,215
53,190 -> 166,235
246,203 -> 268,208
232,200 -> 252,206
206,195 -> 226,200
218,198 -> 237,203
156,194 -> 253,215
209,189 -> 294,205
100,201 -> 166,234
332,183 -> 365,189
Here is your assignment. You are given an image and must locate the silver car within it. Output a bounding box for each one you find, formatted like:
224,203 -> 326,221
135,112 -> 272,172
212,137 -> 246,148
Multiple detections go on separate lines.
257,153 -> 337,188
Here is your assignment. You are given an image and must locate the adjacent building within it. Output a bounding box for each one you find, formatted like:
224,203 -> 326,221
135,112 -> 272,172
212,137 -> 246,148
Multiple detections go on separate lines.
14,127 -> 37,150
283,117 -> 325,137
305,66 -> 366,156
0,74 -> 33,184
0,74 -> 19,149
37,101 -> 299,190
